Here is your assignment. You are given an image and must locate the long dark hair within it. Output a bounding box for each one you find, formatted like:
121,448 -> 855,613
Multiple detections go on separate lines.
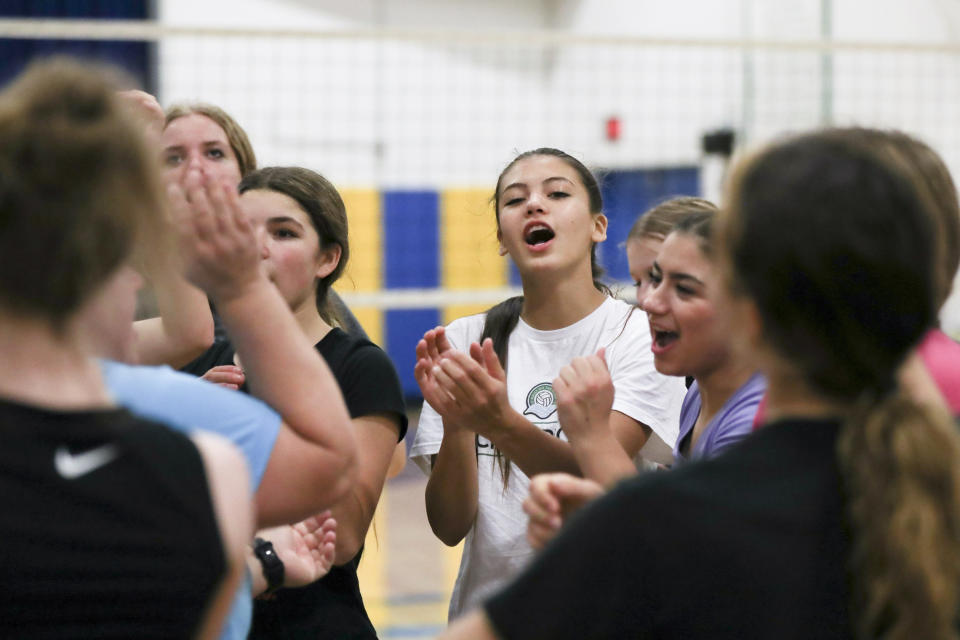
238,167 -> 348,326
721,129 -> 960,640
481,148 -> 610,485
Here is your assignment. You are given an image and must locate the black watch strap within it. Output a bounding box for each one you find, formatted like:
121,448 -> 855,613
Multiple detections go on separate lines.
253,537 -> 285,594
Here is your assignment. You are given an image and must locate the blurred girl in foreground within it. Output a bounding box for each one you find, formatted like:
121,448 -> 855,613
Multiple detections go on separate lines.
0,59 -> 251,638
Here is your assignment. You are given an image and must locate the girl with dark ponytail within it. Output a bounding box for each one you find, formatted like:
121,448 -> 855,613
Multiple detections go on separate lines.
410,148 -> 684,619
440,129 -> 960,640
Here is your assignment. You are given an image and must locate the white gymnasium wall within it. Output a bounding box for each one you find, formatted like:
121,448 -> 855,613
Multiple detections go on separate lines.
156,0 -> 960,178
155,0 -> 960,332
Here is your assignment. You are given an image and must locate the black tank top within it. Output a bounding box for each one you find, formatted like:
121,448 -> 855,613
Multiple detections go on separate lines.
0,397 -> 225,639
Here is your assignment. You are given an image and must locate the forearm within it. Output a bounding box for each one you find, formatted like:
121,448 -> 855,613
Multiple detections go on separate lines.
214,278 -> 355,467
566,428 -> 638,486
488,410 -> 582,478
425,426 -> 479,546
327,417 -> 399,564
134,270 -> 214,367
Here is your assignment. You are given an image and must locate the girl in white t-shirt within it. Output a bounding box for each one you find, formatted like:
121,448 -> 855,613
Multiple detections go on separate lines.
409,148 -> 684,619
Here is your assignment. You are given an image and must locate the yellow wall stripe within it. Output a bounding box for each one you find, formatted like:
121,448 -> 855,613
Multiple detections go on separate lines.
441,188 -> 505,290
357,492 -> 389,629
441,188 -> 505,327
336,188 -> 383,345
339,188 -> 382,292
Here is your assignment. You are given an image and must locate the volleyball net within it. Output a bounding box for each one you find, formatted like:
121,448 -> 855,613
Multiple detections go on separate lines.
2,17 -> 958,393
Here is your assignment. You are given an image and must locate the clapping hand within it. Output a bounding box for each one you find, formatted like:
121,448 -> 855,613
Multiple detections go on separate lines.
552,348 -> 615,443
523,473 -> 604,550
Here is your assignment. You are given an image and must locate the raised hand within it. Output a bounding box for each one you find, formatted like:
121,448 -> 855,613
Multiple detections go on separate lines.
170,168 -> 261,302
414,327 -> 458,416
421,326 -> 453,369
429,338 -> 512,439
201,365 -> 245,390
552,348 -> 615,442
116,89 -> 164,145
523,473 -> 604,550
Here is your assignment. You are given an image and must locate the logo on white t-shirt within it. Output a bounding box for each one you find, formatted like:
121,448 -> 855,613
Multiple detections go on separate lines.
522,382 -> 557,420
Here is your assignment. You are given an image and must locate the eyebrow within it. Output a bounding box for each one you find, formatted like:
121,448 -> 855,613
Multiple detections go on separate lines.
652,261 -> 704,286
267,216 -> 305,228
502,176 -> 575,192
162,140 -> 226,152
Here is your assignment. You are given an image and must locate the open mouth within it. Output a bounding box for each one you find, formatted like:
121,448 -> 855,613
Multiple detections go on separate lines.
524,224 -> 555,247
652,329 -> 679,349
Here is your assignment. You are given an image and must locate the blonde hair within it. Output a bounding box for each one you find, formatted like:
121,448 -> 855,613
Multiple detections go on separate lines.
164,103 -> 257,177
628,196 -> 717,241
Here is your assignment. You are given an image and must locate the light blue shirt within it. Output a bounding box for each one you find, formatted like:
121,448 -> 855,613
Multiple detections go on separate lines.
100,360 -> 282,640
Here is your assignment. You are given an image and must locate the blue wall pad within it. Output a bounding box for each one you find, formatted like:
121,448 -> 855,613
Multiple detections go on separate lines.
0,2 -> 154,91
598,166 -> 700,282
383,190 -> 440,289
386,308 -> 441,398
508,259 -> 522,287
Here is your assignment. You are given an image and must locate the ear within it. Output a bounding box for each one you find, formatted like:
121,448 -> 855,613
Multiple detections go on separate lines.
314,244 -> 342,280
497,229 -> 508,256
591,213 -> 608,243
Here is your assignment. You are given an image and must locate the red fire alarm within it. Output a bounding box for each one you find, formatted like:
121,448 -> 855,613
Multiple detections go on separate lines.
606,116 -> 621,142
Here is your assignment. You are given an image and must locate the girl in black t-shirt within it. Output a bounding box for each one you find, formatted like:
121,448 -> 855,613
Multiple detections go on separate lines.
183,166 -> 406,639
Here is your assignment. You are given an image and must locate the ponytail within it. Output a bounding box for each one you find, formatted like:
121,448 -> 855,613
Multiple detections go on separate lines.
318,295 -> 344,330
479,296 -> 524,487
837,389 -> 960,639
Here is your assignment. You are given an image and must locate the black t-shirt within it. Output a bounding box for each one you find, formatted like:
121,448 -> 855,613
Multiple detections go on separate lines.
182,328 -> 406,443
486,418 -> 853,639
210,290 -> 369,343
186,328 -> 407,639
0,397 -> 224,639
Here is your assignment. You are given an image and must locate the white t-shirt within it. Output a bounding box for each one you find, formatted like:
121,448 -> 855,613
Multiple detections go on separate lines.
410,297 -> 685,619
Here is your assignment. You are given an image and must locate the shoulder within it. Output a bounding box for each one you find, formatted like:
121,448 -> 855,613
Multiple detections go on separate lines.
715,375 -> 766,431
443,312 -> 487,348
317,329 -> 400,382
600,298 -> 647,335
318,329 -> 407,437
102,359 -> 281,433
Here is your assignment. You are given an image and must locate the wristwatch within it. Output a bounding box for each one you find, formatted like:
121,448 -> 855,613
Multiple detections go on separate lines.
253,537 -> 285,594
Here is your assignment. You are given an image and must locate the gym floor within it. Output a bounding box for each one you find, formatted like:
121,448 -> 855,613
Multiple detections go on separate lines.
358,407 -> 462,639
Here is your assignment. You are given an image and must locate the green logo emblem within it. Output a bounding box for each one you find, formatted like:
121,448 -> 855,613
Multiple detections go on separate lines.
523,382 -> 557,420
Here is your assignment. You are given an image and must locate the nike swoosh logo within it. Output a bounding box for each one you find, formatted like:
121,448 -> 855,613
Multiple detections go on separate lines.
54,444 -> 120,480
